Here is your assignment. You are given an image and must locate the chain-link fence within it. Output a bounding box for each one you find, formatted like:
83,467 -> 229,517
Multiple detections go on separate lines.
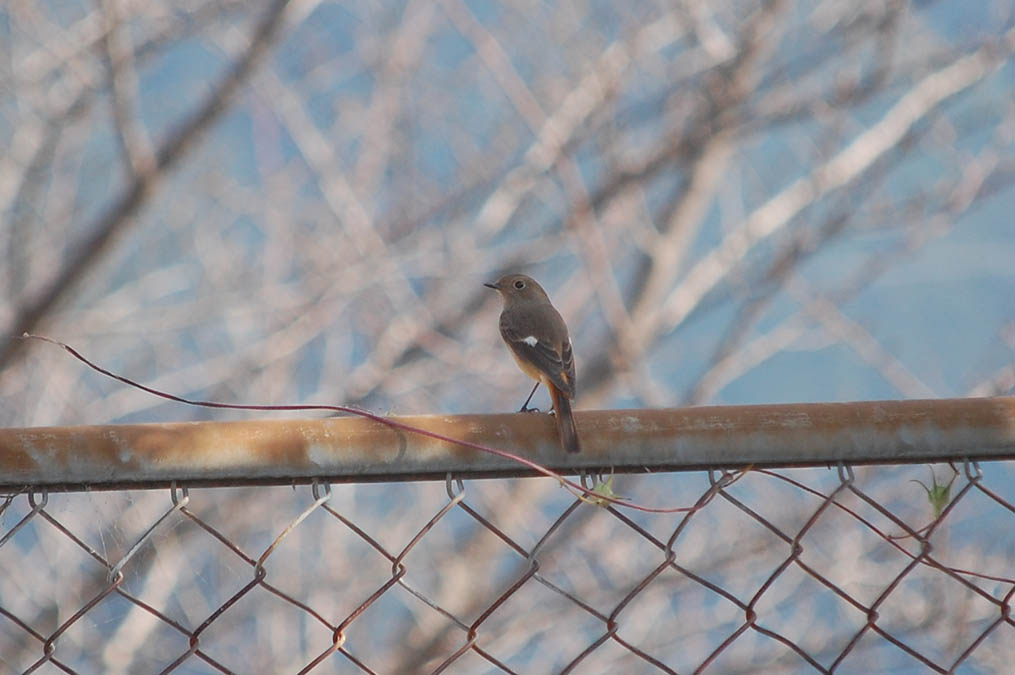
3,2 -> 1013,672
3,458 -> 1014,674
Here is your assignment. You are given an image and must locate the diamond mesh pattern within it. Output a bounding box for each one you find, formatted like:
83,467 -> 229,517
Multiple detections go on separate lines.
2,462 -> 1013,673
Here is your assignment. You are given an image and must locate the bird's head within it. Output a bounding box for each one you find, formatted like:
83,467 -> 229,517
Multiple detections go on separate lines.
484,274 -> 550,305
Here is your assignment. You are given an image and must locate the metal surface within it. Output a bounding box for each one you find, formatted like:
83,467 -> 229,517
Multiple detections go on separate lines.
1,397 -> 1013,490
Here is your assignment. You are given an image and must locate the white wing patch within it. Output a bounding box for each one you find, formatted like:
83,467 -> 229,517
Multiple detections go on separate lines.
523,336 -> 539,347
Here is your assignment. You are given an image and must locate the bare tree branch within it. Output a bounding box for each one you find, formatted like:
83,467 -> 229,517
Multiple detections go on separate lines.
0,0 -> 294,369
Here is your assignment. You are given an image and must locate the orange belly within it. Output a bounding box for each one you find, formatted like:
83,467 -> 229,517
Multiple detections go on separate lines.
510,349 -> 548,383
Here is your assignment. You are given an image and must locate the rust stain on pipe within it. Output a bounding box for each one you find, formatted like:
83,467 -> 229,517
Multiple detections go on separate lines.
0,397 -> 1012,490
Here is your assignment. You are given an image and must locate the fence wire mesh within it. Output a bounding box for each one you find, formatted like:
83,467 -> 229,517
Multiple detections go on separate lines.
2,460 -> 1013,674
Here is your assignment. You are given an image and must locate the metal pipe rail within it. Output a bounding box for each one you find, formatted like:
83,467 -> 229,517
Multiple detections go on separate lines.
1,397 -> 1013,491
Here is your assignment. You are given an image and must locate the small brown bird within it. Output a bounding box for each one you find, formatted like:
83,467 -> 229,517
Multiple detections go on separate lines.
485,274 -> 581,453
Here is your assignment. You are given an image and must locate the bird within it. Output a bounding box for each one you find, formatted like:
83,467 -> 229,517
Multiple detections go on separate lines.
485,274 -> 581,453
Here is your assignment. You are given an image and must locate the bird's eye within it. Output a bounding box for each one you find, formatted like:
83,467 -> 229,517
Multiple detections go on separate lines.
514,280 -> 525,289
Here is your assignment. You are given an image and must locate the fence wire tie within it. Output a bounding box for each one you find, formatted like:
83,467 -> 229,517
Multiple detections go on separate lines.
962,457 -> 983,482
445,473 -> 465,501
311,477 -> 332,501
169,480 -> 190,507
26,489 -> 49,510
706,468 -> 741,490
693,469 -> 734,513
836,461 -> 855,485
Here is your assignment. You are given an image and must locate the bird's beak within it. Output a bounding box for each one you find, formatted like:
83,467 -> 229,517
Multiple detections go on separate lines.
483,282 -> 499,290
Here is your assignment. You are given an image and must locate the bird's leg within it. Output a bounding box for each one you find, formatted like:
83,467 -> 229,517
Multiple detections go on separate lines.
519,381 -> 541,413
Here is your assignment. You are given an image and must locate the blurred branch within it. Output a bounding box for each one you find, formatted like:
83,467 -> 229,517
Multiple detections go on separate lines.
98,0 -> 157,176
581,0 -> 789,403
463,12 -> 689,241
788,276 -> 937,397
688,141 -> 1009,404
582,29 -> 1012,403
441,0 -> 636,365
0,0 -> 294,370
657,31 -> 1010,336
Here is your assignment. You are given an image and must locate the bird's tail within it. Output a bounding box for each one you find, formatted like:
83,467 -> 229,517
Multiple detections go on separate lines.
549,384 -> 581,453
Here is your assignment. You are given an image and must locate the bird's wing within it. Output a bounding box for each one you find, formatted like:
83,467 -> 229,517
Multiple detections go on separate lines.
500,313 -> 575,397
